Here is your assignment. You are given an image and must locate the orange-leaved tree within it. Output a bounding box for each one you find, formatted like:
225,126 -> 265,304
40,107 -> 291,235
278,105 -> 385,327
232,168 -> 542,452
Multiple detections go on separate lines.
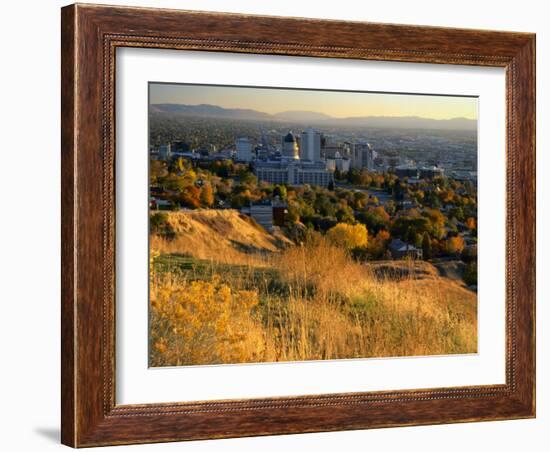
445,235 -> 465,257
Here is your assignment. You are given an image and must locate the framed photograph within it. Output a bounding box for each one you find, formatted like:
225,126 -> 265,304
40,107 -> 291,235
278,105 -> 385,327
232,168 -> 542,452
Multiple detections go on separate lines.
61,3 -> 535,447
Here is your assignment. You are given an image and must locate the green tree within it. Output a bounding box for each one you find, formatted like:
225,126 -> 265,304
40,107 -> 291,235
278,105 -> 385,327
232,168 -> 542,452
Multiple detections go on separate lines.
449,206 -> 465,222
356,206 -> 389,233
422,232 -> 432,260
463,262 -> 477,286
336,205 -> 355,224
404,227 -> 415,244
285,204 -> 300,224
164,173 -> 187,193
273,185 -> 287,200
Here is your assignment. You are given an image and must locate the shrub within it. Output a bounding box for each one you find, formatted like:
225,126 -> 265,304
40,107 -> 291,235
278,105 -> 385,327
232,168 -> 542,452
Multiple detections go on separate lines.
463,262 -> 478,286
150,277 -> 265,366
150,212 -> 176,239
461,245 -> 477,263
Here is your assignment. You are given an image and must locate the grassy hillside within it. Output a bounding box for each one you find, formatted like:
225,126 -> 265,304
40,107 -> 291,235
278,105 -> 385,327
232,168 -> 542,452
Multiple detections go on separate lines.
150,210 -> 477,366
151,209 -> 291,264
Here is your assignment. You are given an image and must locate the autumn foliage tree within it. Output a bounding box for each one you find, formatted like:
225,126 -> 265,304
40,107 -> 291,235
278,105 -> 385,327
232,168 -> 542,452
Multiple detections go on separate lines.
357,205 -> 390,233
180,184 -> 201,209
326,223 -> 368,251
445,235 -> 465,257
368,229 -> 391,259
466,217 -> 476,230
200,182 -> 215,207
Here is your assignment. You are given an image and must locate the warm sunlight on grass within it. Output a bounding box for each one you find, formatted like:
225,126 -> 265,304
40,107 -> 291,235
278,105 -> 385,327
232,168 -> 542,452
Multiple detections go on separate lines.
149,212 -> 477,366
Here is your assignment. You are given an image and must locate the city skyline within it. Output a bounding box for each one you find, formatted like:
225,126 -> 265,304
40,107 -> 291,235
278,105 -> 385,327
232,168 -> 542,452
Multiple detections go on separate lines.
150,83 -> 478,121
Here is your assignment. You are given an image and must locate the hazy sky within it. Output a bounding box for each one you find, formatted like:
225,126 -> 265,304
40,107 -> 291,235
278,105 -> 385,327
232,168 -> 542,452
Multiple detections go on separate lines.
149,83 -> 478,120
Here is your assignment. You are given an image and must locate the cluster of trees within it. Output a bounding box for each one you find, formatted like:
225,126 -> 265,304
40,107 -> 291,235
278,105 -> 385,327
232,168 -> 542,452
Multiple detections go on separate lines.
339,168 -> 477,218
150,158 -> 477,264
341,168 -> 396,189
285,184 -> 379,230
151,158 -> 268,210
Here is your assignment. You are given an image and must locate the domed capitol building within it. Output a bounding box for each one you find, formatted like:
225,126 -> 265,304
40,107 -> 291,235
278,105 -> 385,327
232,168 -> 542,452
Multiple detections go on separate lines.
254,129 -> 334,187
281,131 -> 300,160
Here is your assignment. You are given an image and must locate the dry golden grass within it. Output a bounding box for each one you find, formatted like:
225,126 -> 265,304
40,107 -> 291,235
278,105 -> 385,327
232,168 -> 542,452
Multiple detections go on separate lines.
150,274 -> 265,366
149,210 -> 477,366
151,209 -> 290,266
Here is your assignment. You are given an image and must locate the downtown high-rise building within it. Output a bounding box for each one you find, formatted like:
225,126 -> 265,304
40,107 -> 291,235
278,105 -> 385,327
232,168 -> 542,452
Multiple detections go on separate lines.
352,141 -> 375,170
300,127 -> 322,162
236,137 -> 253,162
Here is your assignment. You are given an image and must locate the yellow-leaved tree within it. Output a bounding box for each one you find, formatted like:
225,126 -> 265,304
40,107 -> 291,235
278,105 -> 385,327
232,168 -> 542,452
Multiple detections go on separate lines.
326,223 -> 368,250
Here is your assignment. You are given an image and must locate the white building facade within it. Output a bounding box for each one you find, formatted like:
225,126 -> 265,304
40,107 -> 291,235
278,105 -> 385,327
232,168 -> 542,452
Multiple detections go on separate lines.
159,143 -> 172,160
300,127 -> 322,162
254,160 -> 333,187
236,137 -> 253,162
249,202 -> 274,231
254,130 -> 334,187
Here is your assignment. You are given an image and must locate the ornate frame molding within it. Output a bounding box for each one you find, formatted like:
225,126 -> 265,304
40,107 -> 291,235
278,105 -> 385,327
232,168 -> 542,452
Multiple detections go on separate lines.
62,4 -> 535,447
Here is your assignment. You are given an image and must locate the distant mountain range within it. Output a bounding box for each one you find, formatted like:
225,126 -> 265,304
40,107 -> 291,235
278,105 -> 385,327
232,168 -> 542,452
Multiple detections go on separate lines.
273,110 -> 333,122
150,103 -> 476,131
149,103 -> 273,120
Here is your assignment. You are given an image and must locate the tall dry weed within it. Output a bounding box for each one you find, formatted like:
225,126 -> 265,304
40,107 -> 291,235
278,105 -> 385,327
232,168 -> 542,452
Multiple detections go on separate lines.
149,219 -> 477,366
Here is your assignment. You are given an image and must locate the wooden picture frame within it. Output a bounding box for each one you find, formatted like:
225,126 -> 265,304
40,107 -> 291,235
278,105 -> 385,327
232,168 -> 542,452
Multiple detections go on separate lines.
61,3 -> 535,447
